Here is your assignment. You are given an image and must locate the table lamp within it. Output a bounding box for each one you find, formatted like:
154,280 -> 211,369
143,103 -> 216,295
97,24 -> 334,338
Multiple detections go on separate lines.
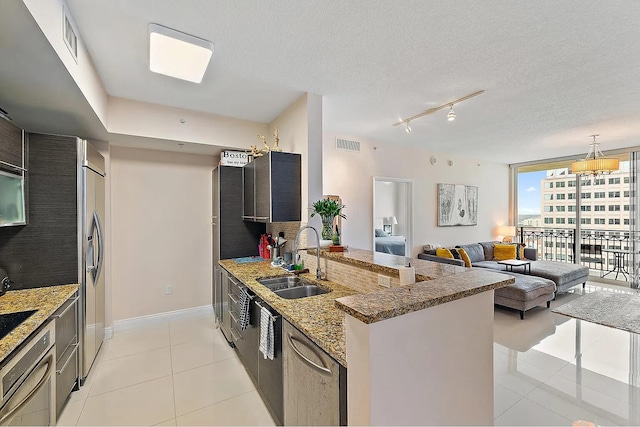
496,225 -> 516,243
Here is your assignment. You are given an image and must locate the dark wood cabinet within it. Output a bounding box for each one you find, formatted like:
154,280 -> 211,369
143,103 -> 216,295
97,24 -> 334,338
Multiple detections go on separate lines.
242,161 -> 255,220
242,152 -> 301,223
0,117 -> 27,227
0,116 -> 23,171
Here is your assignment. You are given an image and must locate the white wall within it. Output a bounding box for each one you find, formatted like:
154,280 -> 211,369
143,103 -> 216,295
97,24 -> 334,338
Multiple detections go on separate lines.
269,93 -> 323,220
108,97 -> 269,149
324,133 -> 510,256
110,146 -> 214,321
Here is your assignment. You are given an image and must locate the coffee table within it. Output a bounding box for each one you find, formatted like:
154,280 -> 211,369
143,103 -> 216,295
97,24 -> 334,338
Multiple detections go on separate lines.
497,259 -> 531,274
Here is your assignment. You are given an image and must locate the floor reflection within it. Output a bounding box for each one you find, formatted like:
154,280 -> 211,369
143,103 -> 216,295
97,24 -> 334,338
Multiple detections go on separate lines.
494,281 -> 640,426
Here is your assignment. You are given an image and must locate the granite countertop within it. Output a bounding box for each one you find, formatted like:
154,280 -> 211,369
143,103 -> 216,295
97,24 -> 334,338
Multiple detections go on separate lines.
334,269 -> 514,324
219,260 -> 356,367
0,284 -> 80,363
308,247 -> 468,280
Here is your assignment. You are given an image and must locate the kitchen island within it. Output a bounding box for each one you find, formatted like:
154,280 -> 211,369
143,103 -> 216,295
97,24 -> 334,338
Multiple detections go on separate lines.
220,249 -> 513,426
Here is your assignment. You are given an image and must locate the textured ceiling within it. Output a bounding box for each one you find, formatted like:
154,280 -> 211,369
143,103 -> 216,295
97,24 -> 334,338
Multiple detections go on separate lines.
64,0 -> 640,163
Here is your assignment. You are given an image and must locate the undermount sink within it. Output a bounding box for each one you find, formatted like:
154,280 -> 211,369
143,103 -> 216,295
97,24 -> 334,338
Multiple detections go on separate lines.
258,276 -> 303,291
274,285 -> 329,299
257,276 -> 330,299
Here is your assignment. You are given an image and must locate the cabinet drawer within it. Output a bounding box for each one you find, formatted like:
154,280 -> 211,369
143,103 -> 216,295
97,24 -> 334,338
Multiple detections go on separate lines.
228,276 -> 241,297
53,295 -> 78,359
56,342 -> 78,417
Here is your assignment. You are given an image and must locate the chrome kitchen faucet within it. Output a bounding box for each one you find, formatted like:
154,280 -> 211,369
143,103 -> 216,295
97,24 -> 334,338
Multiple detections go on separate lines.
292,225 -> 324,280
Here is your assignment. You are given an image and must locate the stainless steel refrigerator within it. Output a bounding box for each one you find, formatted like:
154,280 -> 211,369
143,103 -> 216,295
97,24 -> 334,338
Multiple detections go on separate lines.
78,141 -> 105,384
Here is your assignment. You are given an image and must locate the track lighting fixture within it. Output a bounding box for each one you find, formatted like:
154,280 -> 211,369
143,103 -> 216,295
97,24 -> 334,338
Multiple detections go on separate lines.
447,106 -> 456,121
393,90 -> 484,130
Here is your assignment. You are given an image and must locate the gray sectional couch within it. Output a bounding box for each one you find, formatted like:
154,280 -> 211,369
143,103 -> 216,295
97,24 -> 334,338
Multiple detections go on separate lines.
419,241 -> 590,319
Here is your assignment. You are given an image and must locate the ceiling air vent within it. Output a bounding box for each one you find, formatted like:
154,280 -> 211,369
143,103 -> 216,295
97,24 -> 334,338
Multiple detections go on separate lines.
63,5 -> 79,63
336,138 -> 360,152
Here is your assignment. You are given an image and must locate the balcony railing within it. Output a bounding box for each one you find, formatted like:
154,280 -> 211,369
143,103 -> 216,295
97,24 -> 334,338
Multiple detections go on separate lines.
518,226 -> 639,283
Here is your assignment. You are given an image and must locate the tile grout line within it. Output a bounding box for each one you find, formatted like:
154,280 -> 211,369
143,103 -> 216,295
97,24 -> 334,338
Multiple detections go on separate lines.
173,389 -> 257,421
168,322 -> 178,423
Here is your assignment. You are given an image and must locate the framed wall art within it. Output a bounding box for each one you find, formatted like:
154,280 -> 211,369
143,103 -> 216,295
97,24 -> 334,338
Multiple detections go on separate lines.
437,184 -> 478,227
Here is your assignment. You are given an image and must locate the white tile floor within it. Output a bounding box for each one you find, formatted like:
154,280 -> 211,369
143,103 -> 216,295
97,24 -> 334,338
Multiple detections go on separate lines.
58,280 -> 640,426
57,315 -> 274,426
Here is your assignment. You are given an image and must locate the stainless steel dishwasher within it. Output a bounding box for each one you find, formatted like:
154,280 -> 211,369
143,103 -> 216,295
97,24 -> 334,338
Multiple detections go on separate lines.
0,320 -> 56,426
283,320 -> 346,426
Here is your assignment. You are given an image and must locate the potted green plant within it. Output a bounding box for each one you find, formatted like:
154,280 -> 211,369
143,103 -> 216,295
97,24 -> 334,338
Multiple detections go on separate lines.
310,198 -> 346,241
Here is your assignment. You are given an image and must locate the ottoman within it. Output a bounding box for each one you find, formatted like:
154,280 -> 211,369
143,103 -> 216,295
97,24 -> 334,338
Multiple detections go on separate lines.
528,261 -> 589,293
494,272 -> 557,319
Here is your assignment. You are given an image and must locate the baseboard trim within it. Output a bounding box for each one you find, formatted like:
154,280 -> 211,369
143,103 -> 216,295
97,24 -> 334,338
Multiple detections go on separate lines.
104,326 -> 114,340
111,305 -> 213,334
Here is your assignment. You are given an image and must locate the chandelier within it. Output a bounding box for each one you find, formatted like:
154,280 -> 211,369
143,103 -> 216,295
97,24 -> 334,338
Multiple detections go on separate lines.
570,135 -> 619,176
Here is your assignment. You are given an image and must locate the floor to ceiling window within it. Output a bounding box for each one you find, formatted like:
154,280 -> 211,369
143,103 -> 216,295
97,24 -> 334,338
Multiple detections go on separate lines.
514,155 -> 632,286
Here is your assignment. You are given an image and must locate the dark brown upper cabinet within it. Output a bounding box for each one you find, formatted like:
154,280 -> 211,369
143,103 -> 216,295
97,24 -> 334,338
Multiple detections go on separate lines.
0,116 -> 27,226
242,151 -> 301,223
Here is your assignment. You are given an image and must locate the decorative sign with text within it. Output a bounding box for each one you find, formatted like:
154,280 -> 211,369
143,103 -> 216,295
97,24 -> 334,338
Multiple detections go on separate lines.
220,151 -> 249,167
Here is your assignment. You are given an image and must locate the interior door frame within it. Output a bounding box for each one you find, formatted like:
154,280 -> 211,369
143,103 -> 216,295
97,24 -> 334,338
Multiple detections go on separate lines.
372,176 -> 414,257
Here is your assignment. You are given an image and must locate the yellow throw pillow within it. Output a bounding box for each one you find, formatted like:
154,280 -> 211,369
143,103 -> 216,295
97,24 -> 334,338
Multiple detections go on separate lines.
493,243 -> 516,261
436,247 -> 454,259
458,248 -> 472,268
517,244 -> 526,260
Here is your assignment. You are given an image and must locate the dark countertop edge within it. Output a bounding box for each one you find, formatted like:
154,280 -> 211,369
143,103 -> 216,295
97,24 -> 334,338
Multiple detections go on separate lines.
334,271 -> 514,324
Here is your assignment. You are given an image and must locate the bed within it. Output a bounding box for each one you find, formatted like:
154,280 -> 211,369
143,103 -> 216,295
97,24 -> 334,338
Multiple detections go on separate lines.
374,229 -> 406,255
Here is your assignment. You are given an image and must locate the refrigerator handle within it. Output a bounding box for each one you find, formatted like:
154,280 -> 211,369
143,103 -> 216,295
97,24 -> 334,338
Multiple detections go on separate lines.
93,211 -> 104,284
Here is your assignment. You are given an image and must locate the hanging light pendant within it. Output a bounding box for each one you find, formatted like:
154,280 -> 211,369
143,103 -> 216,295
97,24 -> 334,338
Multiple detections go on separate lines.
447,105 -> 456,121
571,135 -> 619,176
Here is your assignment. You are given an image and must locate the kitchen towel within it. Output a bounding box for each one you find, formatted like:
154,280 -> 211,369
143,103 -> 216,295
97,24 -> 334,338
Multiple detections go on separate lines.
259,306 -> 275,360
239,288 -> 252,330
233,257 -> 263,264
399,265 -> 416,286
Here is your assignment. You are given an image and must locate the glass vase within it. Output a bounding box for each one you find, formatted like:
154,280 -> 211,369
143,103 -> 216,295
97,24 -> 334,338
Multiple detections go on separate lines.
321,216 -> 335,240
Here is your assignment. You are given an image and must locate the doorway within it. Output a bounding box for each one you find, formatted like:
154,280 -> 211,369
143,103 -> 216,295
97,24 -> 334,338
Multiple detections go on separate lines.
372,177 -> 413,256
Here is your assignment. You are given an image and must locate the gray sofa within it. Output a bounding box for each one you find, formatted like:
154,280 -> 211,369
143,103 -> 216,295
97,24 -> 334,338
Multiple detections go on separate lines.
419,241 -> 590,319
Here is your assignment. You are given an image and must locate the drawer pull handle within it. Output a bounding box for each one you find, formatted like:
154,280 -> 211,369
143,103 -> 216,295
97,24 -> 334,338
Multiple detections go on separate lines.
52,296 -> 79,318
287,334 -> 332,375
56,343 -> 79,374
229,311 -> 239,325
228,293 -> 239,305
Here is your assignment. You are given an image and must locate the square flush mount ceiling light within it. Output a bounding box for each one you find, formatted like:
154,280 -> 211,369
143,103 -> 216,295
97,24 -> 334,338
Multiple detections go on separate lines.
149,23 -> 214,83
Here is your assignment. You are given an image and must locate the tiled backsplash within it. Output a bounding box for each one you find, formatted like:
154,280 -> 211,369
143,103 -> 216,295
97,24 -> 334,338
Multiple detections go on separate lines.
266,222 -> 303,255
300,252 -> 400,293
